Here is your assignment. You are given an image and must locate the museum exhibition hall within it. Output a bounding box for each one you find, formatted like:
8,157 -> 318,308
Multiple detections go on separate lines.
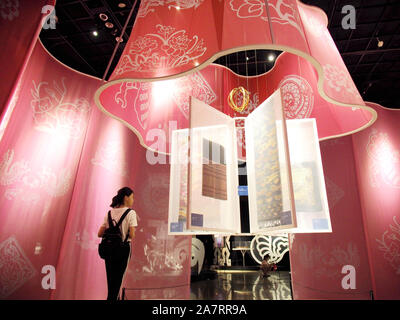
0,0 -> 399,300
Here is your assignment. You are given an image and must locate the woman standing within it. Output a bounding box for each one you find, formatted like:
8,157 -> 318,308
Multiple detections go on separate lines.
98,187 -> 138,300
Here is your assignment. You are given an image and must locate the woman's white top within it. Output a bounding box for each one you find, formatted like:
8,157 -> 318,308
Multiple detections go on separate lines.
101,207 -> 138,242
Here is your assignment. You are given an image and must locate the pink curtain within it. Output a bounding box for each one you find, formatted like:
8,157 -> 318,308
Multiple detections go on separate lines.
101,0 -> 375,131
0,41 -> 99,299
352,103 -> 400,300
0,0 -> 54,119
99,52 -> 374,158
290,103 -> 400,300
53,103 -> 191,299
0,41 -> 191,300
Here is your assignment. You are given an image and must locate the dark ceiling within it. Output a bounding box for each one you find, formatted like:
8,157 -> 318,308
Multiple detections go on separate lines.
39,0 -> 400,108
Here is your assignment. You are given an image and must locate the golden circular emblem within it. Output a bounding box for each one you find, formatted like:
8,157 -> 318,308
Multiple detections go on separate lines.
227,86 -> 250,113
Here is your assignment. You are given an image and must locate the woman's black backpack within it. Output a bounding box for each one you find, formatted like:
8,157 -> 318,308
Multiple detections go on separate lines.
98,209 -> 130,260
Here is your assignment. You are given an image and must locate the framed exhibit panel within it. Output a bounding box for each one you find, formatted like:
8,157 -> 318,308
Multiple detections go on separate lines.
246,89 -> 331,234
282,118 -> 332,233
246,89 -> 296,234
188,97 -> 241,233
168,127 -> 191,234
169,91 -> 331,235
168,97 -> 241,234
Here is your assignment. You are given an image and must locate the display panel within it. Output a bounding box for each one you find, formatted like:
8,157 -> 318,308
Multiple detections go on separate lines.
168,128 -> 222,234
188,97 -> 241,233
246,89 -> 331,234
246,89 -> 296,234
284,118 -> 332,233
168,128 -> 190,234
169,92 -> 331,235
168,97 -> 241,234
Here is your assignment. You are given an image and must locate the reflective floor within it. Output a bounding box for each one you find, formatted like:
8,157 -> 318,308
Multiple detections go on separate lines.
190,270 -> 293,300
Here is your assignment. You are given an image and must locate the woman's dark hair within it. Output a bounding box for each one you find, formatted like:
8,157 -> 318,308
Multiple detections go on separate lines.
110,187 -> 134,208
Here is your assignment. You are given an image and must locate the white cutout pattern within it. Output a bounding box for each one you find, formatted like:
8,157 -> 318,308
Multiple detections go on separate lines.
229,0 -> 305,39
114,71 -> 216,128
295,239 -> 361,279
114,82 -> 151,130
91,141 -> 128,177
229,0 -> 268,20
376,216 -> 400,275
0,149 -> 71,201
114,24 -> 207,75
250,235 -> 289,264
213,236 -> 231,267
142,235 -> 188,274
191,238 -> 205,274
366,129 -> 400,188
269,0 -> 305,39
138,0 -> 205,18
0,236 -> 37,299
324,177 -> 345,209
279,75 -> 314,119
31,78 -> 91,139
172,71 -> 217,119
323,64 -> 358,96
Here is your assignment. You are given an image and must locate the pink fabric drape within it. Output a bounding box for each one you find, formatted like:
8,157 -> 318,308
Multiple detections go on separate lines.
0,41 -> 191,300
0,40 -> 98,299
289,136 -> 373,299
53,103 -> 191,299
97,0 -> 375,138
352,103 -> 400,300
0,0 -> 54,119
98,52 -> 374,160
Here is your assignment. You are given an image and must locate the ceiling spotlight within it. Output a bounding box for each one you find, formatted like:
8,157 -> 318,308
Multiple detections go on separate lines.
377,38 -> 384,48
118,2 -> 126,8
267,53 -> 276,62
116,37 -> 123,42
99,13 -> 108,21
105,22 -> 114,28
92,30 -> 98,37
246,56 -> 249,61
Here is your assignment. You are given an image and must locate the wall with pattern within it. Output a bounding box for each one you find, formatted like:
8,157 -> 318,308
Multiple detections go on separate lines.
0,42 -> 191,300
352,103 -> 400,300
0,41 -> 99,299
